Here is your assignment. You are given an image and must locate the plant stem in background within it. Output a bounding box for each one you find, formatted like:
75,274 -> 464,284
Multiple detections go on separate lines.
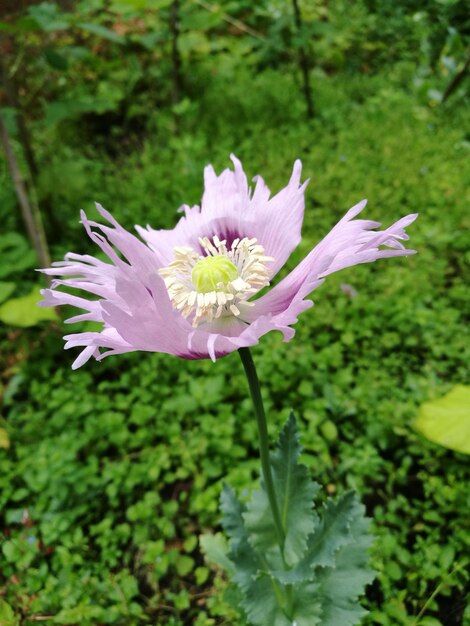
0,35 -> 60,238
238,347 -> 285,550
193,0 -> 265,41
0,112 -> 51,275
291,0 -> 314,119
0,53 -> 39,182
442,48 -> 470,103
170,0 -> 183,134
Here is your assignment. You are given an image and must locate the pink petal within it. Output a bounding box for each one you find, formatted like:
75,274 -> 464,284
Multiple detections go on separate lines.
248,203 -> 418,337
137,156 -> 307,280
39,159 -> 418,368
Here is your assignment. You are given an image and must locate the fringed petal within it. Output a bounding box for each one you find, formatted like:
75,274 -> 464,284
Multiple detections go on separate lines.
39,158 -> 418,368
249,203 -> 418,332
137,157 -> 307,281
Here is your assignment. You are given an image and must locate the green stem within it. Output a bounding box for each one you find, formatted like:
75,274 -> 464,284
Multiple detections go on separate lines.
410,563 -> 463,626
238,347 -> 285,550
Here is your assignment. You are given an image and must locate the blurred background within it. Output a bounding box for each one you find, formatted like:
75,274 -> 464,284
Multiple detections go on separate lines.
0,1 -> 469,625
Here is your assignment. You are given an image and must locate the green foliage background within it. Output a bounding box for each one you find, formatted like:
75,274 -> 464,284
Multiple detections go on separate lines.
0,1 -> 469,624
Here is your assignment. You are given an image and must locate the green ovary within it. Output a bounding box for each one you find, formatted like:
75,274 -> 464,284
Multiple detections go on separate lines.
192,256 -> 239,293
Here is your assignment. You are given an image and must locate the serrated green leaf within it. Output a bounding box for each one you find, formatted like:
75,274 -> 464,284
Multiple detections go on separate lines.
271,492 -> 366,585
221,423 -> 374,626
230,532 -> 263,593
223,583 -> 247,621
242,573 -> 324,626
220,484 -> 247,547
319,602 -> 367,626
200,532 -> 234,574
289,581 -> 323,626
304,491 -> 361,568
316,501 -> 375,626
220,485 -> 263,592
244,414 -> 320,565
241,486 -> 275,552
228,538 -> 260,594
241,572 -> 292,626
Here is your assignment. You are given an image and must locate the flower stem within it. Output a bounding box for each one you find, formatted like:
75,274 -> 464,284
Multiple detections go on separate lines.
238,347 -> 285,550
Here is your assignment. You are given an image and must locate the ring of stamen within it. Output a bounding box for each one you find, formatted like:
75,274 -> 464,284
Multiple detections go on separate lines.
159,235 -> 273,327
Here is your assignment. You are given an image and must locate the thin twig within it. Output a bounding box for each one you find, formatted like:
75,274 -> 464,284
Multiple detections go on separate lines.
291,0 -> 314,118
192,0 -> 265,41
110,575 -> 130,616
410,563 -> 463,626
442,48 -> 470,103
0,112 -> 51,273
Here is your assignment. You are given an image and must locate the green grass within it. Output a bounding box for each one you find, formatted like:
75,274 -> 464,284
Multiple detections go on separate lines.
0,66 -> 469,625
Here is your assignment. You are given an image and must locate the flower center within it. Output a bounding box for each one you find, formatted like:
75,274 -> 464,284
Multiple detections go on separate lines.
159,235 -> 273,327
191,256 -> 238,293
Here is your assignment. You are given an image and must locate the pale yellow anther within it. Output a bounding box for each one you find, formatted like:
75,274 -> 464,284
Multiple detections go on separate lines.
159,235 -> 272,327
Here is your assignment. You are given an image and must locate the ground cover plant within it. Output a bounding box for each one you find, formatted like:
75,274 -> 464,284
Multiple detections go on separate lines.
0,1 -> 469,625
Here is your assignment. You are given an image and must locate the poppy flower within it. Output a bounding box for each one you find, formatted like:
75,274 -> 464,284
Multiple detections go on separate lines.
40,156 -> 417,368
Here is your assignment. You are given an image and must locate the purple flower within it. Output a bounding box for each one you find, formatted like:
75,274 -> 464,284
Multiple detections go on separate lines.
40,156 -> 417,369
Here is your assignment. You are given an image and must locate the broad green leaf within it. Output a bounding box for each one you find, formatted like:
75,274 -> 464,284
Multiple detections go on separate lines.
0,282 -> 15,304
200,533 -> 234,573
414,385 -> 470,454
244,414 -> 320,565
0,233 -> 37,278
28,3 -> 70,31
14,16 -> 40,32
0,287 -> 56,327
176,554 -> 195,576
0,108 -> 18,138
0,21 -> 17,33
44,48 -> 69,71
2,540 -> 20,563
0,428 -> 10,449
0,600 -> 19,626
112,0 -> 171,8
178,32 -> 211,56
78,22 -> 125,44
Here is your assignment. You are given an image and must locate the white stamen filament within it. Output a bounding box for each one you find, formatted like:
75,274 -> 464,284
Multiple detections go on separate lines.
159,236 -> 273,327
